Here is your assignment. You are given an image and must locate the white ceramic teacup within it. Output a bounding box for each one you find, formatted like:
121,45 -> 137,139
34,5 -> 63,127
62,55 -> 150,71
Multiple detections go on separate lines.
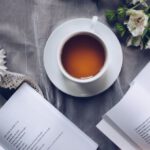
57,16 -> 110,85
43,16 -> 123,97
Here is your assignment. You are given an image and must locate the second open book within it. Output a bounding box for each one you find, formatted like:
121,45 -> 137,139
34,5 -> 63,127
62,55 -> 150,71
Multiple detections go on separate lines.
97,62 -> 150,150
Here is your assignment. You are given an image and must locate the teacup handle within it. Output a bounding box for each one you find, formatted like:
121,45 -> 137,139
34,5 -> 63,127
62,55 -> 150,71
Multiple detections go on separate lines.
91,16 -> 98,31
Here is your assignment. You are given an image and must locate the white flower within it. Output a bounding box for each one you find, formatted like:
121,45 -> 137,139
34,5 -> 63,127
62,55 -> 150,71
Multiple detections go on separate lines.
0,49 -> 7,71
0,49 -> 7,82
145,40 -> 150,49
126,10 -> 148,37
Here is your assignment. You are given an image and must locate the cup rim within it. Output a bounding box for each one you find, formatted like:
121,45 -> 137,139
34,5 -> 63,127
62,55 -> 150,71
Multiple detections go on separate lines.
57,31 -> 109,84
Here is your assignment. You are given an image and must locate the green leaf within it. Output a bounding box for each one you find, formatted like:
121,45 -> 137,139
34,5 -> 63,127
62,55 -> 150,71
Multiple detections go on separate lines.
144,6 -> 150,13
131,37 -> 141,46
142,28 -> 148,38
115,23 -> 126,37
142,37 -> 149,49
141,28 -> 149,48
105,10 -> 116,23
147,13 -> 150,18
117,7 -> 127,19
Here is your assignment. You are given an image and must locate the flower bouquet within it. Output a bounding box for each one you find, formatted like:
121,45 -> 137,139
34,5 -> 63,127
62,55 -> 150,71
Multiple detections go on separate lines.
105,0 -> 150,49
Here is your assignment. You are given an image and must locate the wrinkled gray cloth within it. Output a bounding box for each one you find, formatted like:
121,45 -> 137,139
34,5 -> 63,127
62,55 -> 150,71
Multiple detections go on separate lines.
0,0 -> 150,150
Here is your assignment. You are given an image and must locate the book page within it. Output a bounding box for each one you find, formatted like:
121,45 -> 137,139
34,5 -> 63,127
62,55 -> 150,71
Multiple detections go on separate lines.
0,83 -> 98,150
131,62 -> 150,91
97,119 -> 139,150
106,83 -> 150,150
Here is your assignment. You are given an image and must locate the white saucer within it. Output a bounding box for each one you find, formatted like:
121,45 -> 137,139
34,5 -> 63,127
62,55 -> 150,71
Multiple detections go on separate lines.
44,18 -> 123,97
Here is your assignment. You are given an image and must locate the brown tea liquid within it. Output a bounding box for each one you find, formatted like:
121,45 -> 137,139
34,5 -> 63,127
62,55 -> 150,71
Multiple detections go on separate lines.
61,34 -> 105,79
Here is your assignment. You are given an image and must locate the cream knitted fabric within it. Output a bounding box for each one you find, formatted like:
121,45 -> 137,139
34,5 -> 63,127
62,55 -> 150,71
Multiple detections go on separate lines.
0,49 -> 43,95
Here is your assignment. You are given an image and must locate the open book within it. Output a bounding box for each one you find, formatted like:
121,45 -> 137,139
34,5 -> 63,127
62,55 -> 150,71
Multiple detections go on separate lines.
0,83 -> 98,150
97,62 -> 150,150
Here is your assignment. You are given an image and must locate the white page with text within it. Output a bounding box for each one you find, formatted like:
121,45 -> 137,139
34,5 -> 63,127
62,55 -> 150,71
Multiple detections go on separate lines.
132,62 -> 150,91
0,83 -> 98,150
106,82 -> 150,150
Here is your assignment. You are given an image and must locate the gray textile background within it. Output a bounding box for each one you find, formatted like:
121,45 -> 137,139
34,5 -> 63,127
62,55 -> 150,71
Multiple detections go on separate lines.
0,0 -> 150,149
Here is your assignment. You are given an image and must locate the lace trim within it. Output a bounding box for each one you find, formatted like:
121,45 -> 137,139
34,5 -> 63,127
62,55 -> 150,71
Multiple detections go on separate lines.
0,49 -> 43,95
